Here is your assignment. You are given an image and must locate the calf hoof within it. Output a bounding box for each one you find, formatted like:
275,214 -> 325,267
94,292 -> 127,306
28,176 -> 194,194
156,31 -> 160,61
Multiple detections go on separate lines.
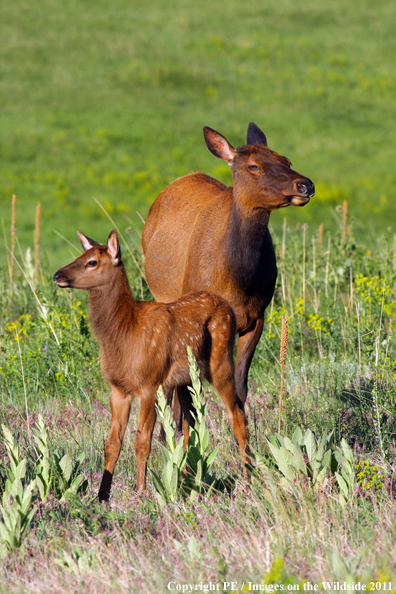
98,470 -> 112,502
98,488 -> 110,503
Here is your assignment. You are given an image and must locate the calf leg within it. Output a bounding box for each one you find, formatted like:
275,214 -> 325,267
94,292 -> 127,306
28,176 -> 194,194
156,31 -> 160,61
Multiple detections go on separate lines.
134,391 -> 157,492
235,317 -> 264,403
99,386 -> 132,502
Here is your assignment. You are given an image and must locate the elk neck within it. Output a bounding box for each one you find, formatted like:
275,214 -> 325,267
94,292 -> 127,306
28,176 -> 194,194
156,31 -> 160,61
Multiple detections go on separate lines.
88,264 -> 137,347
225,196 -> 272,291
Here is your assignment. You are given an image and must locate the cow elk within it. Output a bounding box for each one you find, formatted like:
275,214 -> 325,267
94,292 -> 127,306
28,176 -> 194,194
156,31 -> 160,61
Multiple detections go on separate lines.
53,229 -> 249,502
143,123 -> 314,423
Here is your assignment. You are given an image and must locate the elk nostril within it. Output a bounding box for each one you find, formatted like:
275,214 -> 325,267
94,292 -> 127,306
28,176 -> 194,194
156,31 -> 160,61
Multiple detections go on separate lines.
53,271 -> 61,282
297,182 -> 308,196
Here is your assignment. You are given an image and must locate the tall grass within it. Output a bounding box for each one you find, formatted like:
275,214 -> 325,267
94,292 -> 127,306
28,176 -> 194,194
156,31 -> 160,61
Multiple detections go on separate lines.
0,202 -> 395,591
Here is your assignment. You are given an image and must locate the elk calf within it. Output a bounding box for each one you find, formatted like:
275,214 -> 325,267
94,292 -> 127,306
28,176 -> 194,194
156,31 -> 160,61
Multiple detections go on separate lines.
53,229 -> 249,502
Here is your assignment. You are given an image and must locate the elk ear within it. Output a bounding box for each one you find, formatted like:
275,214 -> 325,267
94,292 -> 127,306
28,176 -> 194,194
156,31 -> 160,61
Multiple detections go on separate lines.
203,127 -> 236,163
107,229 -> 121,265
246,122 -> 268,147
77,231 -> 100,251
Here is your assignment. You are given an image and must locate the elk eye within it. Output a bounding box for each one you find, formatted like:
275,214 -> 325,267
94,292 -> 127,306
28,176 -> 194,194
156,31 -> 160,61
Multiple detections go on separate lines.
86,260 -> 97,268
248,164 -> 261,172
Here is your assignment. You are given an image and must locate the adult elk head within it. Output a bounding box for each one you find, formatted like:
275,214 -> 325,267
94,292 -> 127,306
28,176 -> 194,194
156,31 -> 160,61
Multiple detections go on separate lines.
203,122 -> 315,211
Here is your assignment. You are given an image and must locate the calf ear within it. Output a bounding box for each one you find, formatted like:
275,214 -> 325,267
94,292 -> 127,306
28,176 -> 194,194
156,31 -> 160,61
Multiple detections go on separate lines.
77,231 -> 100,251
107,229 -> 121,265
246,122 -> 268,147
203,127 -> 236,163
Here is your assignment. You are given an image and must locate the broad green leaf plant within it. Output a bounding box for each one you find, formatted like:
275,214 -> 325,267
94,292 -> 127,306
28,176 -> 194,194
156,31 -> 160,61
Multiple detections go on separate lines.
334,439 -> 356,504
262,427 -> 334,489
0,426 -> 37,552
151,347 -> 225,506
150,385 -> 187,506
258,426 -> 357,503
182,347 -> 221,499
33,414 -> 88,502
0,416 -> 88,553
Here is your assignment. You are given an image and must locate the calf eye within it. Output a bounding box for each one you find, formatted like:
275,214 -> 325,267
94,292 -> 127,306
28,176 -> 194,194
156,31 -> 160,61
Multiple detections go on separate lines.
86,260 -> 97,268
248,164 -> 261,172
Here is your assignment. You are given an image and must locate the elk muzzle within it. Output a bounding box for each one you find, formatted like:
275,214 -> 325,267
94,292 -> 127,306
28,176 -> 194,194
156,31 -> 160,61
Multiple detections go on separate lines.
288,179 -> 315,206
53,269 -> 73,288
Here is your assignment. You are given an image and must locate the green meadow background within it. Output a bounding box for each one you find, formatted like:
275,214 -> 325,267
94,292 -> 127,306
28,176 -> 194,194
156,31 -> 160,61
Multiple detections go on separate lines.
2,2 -> 396,589
1,0 -> 396,266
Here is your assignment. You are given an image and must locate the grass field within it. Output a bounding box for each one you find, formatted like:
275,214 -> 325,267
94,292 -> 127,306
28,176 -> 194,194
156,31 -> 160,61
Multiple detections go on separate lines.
1,1 -> 396,592
1,0 -> 396,266
1,212 -> 396,592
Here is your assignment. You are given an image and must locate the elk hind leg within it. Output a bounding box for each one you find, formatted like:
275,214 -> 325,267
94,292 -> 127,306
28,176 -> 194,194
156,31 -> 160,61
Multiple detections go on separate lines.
134,390 -> 157,492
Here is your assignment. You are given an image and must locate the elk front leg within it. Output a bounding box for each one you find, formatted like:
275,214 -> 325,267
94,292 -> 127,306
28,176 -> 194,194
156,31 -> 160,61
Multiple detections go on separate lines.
99,386 -> 132,502
235,317 -> 264,403
212,375 -> 250,476
134,392 -> 157,493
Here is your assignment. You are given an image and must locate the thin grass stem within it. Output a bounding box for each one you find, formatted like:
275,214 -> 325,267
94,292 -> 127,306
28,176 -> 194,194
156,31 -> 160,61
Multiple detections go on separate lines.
35,203 -> 41,285
15,328 -> 30,440
278,316 -> 288,434
93,197 -> 146,280
10,194 -> 16,298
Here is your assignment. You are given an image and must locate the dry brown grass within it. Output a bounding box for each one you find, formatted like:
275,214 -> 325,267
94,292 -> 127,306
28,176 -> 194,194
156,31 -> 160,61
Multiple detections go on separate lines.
1,397 -> 396,594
